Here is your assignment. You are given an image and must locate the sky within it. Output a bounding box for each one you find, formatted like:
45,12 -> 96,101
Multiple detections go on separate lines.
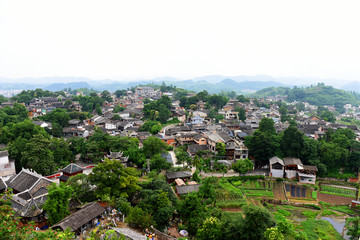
0,0 -> 359,82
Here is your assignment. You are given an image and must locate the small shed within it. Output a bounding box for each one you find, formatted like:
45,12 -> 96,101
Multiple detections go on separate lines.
283,157 -> 303,179
298,165 -> 318,184
176,184 -> 202,196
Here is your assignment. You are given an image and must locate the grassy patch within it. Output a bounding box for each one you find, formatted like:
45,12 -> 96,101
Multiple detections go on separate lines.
311,191 -> 317,199
320,191 -> 356,198
243,189 -> 274,198
216,199 -> 246,208
329,205 -> 355,215
301,210 -> 319,219
231,180 -> 242,187
320,185 -> 357,197
320,210 -> 339,216
319,201 -> 331,208
301,219 -> 343,240
277,209 -> 291,217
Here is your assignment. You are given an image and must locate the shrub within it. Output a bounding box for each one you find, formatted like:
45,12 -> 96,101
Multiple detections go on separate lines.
301,210 -> 319,219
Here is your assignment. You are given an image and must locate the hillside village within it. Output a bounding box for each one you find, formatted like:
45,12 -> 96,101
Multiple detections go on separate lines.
1,84 -> 360,239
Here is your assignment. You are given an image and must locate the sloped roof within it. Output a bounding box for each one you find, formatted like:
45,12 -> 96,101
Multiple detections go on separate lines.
0,150 -> 9,158
165,171 -> 192,180
52,202 -> 105,232
187,144 -> 208,154
303,165 -> 318,172
0,177 -> 7,190
283,157 -> 302,166
7,170 -> 41,192
269,156 -> 284,166
176,184 -> 202,195
62,163 -> 84,174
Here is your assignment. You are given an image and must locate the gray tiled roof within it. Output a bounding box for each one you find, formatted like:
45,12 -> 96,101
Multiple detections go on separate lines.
62,163 -> 84,174
0,177 -> 7,190
165,171 -> 192,180
7,170 -> 40,192
52,202 -> 105,232
176,184 -> 202,195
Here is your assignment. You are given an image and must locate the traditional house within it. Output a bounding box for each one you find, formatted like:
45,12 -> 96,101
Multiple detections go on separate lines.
59,163 -> 84,182
283,158 -> 303,179
187,144 -> 208,156
269,156 -> 284,178
298,165 -> 318,184
52,202 -> 105,234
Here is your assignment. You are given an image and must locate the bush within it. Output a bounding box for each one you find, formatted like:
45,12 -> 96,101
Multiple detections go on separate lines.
277,209 -> 291,217
303,204 -> 321,210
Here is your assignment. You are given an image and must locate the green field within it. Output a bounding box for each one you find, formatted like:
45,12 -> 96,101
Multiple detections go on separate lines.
320,185 -> 357,197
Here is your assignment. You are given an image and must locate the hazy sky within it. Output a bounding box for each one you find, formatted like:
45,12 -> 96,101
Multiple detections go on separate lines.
0,0 -> 359,81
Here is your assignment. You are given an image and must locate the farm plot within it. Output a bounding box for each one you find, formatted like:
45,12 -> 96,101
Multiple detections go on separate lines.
320,184 -> 357,198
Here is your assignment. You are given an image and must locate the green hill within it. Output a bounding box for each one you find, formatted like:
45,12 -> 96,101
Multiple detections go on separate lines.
254,84 -> 360,108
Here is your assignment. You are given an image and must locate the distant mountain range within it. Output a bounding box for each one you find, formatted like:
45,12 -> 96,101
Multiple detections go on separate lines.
0,75 -> 359,94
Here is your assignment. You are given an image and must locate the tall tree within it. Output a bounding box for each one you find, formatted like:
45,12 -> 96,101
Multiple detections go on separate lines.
88,159 -> 140,200
258,117 -> 276,134
281,126 -> 304,158
43,183 -> 73,225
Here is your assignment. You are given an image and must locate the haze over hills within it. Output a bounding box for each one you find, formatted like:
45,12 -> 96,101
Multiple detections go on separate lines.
0,75 -> 359,94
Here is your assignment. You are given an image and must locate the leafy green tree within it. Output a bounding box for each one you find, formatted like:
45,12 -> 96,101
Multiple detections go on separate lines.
114,197 -> 131,216
232,158 -> 253,175
114,89 -> 127,98
101,90 -> 113,102
88,159 -> 140,200
198,177 -> 215,202
43,183 -> 73,225
216,142 -> 226,156
67,173 -> 96,203
127,207 -> 152,230
259,117 -> 276,134
150,124 -> 162,135
235,107 -> 246,121
50,138 -> 74,167
39,108 -> 70,128
178,193 -> 206,236
142,136 -> 168,157
279,106 -> 288,115
241,205 -> 276,239
346,216 -> 360,240
111,114 -> 121,121
150,153 -> 172,171
197,217 -> 222,240
21,134 -> 56,175
245,131 -> 281,165
281,126 -> 304,158
113,105 -> 125,113
157,104 -> 171,123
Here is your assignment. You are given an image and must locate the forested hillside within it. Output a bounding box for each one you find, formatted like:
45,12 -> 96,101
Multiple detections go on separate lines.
255,84 -> 360,108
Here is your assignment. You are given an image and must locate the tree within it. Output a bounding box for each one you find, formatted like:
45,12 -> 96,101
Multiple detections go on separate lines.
114,89 -> 127,98
279,106 -> 288,115
150,124 -> 162,135
258,117 -> 276,134
67,173 -> 96,203
198,177 -> 215,202
150,153 -> 172,171
101,90 -> 112,102
235,107 -> 246,121
43,183 -> 73,225
281,126 -> 304,158
346,216 -> 360,240
50,138 -> 74,167
232,159 -> 253,175
113,105 -> 125,113
142,136 -> 168,158
127,207 -> 152,230
241,205 -> 276,239
157,104 -> 171,123
21,134 -> 56,176
114,197 -> 131,216
216,142 -> 226,156
88,159 -> 140,200
196,217 -> 222,240
245,131 -> 281,165
178,193 -> 206,236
